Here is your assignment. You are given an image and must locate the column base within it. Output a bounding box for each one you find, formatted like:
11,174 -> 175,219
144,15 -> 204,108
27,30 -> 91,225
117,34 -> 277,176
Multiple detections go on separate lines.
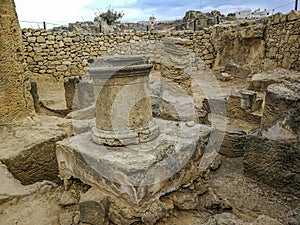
91,120 -> 159,146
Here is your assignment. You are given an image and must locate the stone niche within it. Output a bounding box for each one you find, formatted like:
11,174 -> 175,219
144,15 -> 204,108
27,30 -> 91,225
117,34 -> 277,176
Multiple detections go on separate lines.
56,55 -> 212,224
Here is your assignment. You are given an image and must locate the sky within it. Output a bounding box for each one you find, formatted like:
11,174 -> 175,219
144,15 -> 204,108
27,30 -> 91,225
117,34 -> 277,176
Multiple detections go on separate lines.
15,0 -> 297,29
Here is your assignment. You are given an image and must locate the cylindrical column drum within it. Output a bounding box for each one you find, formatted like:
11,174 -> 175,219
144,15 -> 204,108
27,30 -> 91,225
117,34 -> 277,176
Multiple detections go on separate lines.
88,55 -> 159,146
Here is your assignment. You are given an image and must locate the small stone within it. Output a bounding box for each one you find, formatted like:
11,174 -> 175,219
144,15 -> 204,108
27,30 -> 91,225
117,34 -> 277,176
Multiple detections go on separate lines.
59,191 -> 77,206
59,212 -> 73,225
186,120 -> 195,127
253,215 -> 284,225
210,153 -> 221,171
39,184 -> 52,194
73,213 -> 80,224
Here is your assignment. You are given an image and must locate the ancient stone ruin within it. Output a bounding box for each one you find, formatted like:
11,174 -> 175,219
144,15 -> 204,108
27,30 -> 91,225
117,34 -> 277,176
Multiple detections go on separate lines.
0,0 -> 34,123
0,0 -> 299,225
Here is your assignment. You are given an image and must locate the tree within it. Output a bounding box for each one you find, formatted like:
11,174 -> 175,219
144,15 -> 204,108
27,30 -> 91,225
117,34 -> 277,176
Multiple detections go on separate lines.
96,7 -> 124,25
227,13 -> 236,17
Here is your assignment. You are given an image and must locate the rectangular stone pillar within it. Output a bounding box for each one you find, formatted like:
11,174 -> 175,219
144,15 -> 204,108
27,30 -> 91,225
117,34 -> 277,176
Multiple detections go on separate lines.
0,0 -> 34,124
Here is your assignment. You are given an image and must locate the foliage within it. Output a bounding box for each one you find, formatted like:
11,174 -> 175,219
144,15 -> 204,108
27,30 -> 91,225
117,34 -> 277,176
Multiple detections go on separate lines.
211,10 -> 221,17
227,13 -> 236,17
96,7 -> 124,25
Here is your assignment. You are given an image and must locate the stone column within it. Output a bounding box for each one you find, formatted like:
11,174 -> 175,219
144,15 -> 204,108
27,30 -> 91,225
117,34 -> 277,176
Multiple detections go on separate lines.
88,55 -> 159,146
0,0 -> 34,124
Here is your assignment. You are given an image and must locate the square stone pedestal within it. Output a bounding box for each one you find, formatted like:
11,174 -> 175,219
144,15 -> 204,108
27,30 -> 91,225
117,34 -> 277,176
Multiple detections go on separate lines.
57,119 -> 211,206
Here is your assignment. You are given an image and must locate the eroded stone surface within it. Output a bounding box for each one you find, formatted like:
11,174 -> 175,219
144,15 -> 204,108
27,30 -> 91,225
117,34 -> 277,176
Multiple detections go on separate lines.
56,118 -> 213,223
0,0 -> 34,123
0,116 -> 71,184
0,162 -> 57,203
89,55 -> 159,146
245,82 -> 300,197
57,118 -> 211,202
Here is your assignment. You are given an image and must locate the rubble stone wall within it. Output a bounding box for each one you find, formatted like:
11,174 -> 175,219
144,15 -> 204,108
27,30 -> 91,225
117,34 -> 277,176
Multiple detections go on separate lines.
264,11 -> 300,71
22,29 -> 215,79
21,11 -> 300,79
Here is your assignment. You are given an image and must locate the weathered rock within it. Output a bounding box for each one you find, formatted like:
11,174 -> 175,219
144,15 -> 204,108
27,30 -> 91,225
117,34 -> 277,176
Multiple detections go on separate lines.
205,213 -> 249,225
211,23 -> 265,72
159,77 -> 197,122
79,188 -> 108,225
287,10 -> 300,21
219,129 -> 247,158
0,0 -> 34,124
168,189 -> 199,210
261,82 -> 300,133
160,38 -> 193,95
141,200 -> 167,225
245,132 -> 300,196
245,82 -> 300,197
59,212 -> 74,225
224,63 -> 251,81
210,153 -> 222,170
57,118 -> 212,223
0,116 -> 71,185
0,162 -> 56,203
64,77 -> 80,110
226,89 -> 262,125
198,188 -> 232,212
59,191 -> 78,206
252,215 -> 284,225
248,68 -> 300,91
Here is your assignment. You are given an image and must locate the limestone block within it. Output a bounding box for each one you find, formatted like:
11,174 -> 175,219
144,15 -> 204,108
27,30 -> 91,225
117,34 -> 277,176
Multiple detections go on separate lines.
261,82 -> 300,132
0,116 -> 70,185
240,24 -> 265,39
64,37 -> 73,43
287,10 -> 300,21
57,119 -> 212,223
245,82 -> 300,197
46,40 -> 55,45
159,78 -> 196,122
27,36 -> 37,42
270,12 -> 286,25
47,35 -> 55,40
244,131 -> 300,196
79,188 -> 108,225
37,36 -> 46,43
56,65 -> 68,71
56,35 -> 63,41
67,32 -> 76,37
219,129 -> 247,158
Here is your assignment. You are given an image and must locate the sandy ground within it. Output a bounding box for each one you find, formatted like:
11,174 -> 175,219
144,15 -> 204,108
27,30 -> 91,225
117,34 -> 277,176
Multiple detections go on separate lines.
0,156 -> 298,225
0,71 -> 298,224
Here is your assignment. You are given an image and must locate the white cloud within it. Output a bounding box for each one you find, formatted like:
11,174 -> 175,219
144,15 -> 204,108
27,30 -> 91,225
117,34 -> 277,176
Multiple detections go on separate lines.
15,0 -> 95,27
14,0 -> 292,29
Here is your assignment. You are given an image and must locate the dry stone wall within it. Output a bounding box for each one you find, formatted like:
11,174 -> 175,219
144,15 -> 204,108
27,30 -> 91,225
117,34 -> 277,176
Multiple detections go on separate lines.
264,10 -> 300,71
21,10 -> 300,80
22,29 -> 215,79
211,11 -> 300,74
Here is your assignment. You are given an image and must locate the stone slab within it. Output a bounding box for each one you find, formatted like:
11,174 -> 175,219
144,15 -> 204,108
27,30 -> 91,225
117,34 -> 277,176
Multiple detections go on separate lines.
0,116 -> 71,184
0,162 -> 56,203
57,118 -> 211,204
